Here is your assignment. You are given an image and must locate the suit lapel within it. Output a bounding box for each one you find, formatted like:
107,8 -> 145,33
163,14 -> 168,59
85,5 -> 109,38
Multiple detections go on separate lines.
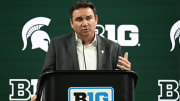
67,33 -> 79,70
97,35 -> 105,70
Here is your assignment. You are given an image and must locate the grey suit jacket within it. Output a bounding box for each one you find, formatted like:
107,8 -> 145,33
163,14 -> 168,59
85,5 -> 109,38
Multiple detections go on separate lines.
41,32 -> 121,74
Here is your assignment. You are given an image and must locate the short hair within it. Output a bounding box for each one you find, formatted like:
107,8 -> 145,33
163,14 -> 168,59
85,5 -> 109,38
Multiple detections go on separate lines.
69,0 -> 97,20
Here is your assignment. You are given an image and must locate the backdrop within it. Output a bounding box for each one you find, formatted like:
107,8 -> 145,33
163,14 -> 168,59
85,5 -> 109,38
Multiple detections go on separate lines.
1,0 -> 180,101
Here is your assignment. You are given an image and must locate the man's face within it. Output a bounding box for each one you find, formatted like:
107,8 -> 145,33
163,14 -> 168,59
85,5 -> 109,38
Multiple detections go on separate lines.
70,7 -> 98,39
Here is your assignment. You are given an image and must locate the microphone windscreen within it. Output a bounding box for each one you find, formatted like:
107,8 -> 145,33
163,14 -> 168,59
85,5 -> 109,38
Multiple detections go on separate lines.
82,40 -> 86,45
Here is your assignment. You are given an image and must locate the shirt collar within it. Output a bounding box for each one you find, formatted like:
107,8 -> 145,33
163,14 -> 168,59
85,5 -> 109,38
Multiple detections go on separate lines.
75,32 -> 97,47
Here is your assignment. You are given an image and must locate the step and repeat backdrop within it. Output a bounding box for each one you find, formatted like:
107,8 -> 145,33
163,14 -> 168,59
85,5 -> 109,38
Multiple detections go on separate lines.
1,0 -> 180,101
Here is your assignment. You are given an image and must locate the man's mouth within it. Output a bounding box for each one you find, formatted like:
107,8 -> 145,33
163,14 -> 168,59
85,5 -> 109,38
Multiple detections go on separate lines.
82,28 -> 89,32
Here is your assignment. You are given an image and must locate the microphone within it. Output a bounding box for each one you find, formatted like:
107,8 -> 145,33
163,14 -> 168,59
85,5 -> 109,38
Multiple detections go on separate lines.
82,40 -> 87,70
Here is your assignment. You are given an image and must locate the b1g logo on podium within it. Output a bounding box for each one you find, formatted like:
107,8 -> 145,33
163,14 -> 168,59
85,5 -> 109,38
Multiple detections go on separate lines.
68,87 -> 114,101
158,80 -> 180,101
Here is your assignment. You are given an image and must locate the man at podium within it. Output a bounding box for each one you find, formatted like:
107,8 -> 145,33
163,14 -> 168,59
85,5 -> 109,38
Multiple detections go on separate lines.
31,0 -> 131,101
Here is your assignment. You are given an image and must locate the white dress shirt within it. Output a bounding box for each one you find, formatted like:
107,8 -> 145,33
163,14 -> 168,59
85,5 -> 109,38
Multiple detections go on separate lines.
75,33 -> 97,70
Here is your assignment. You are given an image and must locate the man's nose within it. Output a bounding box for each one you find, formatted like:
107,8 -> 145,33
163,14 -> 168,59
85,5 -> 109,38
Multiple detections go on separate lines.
82,20 -> 88,26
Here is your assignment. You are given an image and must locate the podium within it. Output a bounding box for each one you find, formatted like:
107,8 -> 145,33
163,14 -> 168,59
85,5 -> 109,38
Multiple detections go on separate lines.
36,70 -> 138,101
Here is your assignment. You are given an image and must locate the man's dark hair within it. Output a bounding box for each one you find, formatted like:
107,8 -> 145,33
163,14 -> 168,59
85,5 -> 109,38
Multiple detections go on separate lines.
69,0 -> 97,20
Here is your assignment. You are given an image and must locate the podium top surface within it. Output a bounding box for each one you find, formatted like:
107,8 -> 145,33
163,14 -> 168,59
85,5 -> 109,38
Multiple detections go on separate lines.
38,70 -> 138,88
39,70 -> 138,83
39,70 -> 138,82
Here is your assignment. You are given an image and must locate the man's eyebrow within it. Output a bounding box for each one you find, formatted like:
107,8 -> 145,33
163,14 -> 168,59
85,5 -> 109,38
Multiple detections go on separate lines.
86,15 -> 93,18
74,15 -> 93,20
75,16 -> 83,20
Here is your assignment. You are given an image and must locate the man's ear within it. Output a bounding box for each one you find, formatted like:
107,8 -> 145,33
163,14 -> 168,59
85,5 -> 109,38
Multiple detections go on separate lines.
70,19 -> 73,28
95,15 -> 98,24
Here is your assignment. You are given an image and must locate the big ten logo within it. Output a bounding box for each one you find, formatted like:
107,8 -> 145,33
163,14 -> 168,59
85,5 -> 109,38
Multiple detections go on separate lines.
9,79 -> 38,101
95,24 -> 140,47
158,80 -> 180,101
68,87 -> 114,101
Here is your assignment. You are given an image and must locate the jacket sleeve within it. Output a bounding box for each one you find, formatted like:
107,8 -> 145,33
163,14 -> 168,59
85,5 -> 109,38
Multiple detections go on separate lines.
40,39 -> 56,74
114,43 -> 122,70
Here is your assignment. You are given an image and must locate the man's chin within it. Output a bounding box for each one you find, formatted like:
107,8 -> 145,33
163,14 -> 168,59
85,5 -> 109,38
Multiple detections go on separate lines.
81,32 -> 91,36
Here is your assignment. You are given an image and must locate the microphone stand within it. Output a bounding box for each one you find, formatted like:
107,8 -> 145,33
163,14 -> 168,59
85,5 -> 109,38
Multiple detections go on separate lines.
82,40 -> 87,70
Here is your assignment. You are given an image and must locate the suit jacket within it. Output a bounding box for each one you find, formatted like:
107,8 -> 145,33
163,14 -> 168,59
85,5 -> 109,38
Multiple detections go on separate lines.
41,32 -> 121,74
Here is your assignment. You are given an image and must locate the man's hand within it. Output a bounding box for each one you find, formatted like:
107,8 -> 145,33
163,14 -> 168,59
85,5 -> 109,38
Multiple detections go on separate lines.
116,52 -> 131,71
31,95 -> 37,101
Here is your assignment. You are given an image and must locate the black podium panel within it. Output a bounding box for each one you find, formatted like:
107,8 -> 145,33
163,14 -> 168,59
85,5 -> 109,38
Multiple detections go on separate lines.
37,70 -> 138,101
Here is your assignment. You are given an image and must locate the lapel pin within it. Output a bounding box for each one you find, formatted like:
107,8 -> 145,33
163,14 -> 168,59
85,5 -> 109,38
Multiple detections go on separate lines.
101,50 -> 104,54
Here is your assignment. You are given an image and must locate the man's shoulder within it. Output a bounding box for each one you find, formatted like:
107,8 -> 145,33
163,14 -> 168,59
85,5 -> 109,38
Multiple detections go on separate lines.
97,35 -> 120,46
52,32 -> 74,42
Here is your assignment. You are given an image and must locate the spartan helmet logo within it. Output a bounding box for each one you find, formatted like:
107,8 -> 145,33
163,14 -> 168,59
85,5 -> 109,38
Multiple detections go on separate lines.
170,20 -> 180,52
22,17 -> 51,52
